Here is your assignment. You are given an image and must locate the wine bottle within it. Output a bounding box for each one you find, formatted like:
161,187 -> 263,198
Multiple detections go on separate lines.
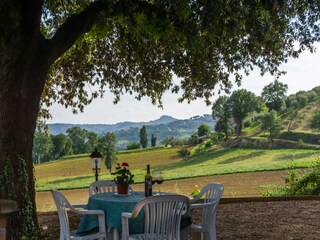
144,164 -> 153,197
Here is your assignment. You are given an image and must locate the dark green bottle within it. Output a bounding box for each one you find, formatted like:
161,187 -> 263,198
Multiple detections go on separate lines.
144,164 -> 152,197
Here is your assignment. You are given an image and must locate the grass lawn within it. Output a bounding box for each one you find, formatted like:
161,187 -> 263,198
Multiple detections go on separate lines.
35,146 -> 320,191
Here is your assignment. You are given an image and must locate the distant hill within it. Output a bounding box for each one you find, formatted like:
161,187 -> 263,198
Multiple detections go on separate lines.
48,114 -> 215,147
48,115 -> 178,135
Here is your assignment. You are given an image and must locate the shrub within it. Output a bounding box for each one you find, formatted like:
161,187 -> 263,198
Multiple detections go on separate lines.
190,185 -> 201,198
243,119 -> 252,128
126,142 -> 140,150
279,132 -> 320,145
177,148 -> 190,158
262,161 -> 320,197
204,140 -> 214,149
211,132 -> 225,143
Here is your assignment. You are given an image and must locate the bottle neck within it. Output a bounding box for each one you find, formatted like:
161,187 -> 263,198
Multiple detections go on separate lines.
147,165 -> 150,174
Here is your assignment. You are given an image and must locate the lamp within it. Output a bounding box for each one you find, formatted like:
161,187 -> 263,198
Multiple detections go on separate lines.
90,148 -> 102,181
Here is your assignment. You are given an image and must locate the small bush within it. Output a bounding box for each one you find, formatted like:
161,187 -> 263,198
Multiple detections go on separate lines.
204,140 -> 214,149
177,148 -> 190,158
190,185 -> 201,198
262,161 -> 320,197
243,119 -> 252,128
126,142 -> 141,150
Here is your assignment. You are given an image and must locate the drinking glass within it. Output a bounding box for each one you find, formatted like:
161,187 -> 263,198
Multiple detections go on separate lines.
155,171 -> 164,195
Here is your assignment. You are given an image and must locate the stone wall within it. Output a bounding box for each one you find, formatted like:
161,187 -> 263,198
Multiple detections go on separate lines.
0,200 -> 17,239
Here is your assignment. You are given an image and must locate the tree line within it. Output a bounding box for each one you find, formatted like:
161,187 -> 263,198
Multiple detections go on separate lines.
32,125 -> 159,164
212,81 -> 320,141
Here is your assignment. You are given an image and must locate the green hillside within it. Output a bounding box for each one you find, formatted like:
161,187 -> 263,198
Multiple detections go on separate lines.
35,145 -> 319,192
241,86 -> 320,140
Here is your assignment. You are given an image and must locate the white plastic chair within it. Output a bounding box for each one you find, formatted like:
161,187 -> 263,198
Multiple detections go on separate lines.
121,195 -> 190,240
89,180 -> 133,196
190,183 -> 224,240
89,180 -> 117,196
51,189 -> 107,240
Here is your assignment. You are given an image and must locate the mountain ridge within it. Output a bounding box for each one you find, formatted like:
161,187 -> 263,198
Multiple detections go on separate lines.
48,114 -> 215,146
48,115 -> 181,135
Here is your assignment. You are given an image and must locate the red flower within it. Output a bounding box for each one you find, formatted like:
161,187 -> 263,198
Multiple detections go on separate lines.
121,162 -> 129,167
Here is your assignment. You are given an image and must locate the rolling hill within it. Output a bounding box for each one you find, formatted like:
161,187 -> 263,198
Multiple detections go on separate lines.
48,114 -> 215,146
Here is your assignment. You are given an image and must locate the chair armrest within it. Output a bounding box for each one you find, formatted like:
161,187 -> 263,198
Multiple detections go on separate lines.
190,197 -> 198,203
75,209 -> 106,235
190,201 -> 216,210
121,212 -> 132,240
122,212 -> 132,219
72,203 -> 87,209
78,209 -> 105,215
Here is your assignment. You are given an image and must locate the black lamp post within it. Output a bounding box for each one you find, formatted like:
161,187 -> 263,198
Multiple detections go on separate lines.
90,148 -> 102,181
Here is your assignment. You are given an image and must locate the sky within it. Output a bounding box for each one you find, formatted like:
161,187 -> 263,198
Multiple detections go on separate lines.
48,45 -> 320,124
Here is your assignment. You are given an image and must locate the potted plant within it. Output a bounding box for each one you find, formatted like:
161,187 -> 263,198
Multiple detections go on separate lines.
111,162 -> 135,194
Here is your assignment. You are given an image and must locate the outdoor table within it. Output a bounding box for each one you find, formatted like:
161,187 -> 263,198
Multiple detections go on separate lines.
77,191 -> 191,240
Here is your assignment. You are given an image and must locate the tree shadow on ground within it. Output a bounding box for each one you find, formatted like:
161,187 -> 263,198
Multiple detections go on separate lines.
218,151 -> 265,164
161,147 -> 233,171
276,152 -> 317,161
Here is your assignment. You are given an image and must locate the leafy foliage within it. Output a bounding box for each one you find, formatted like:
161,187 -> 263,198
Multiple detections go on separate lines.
98,132 -> 118,172
263,161 -> 320,197
260,110 -> 283,141
261,80 -> 288,111
139,125 -> 148,148
126,142 -> 141,150
310,109 -> 320,132
177,148 -> 190,158
32,132 -> 53,164
40,1 -> 320,117
229,89 -> 260,137
212,96 -> 233,139
151,134 -> 157,147
197,124 -> 211,137
111,162 -> 134,185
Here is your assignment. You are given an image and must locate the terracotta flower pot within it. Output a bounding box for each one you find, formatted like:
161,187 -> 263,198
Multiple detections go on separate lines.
117,184 -> 129,194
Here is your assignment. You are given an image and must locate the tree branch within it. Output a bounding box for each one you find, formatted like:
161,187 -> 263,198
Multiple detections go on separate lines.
47,0 -> 111,63
46,0 -> 160,64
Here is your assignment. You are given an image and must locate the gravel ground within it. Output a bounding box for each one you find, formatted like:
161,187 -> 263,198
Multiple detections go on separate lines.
38,199 -> 320,239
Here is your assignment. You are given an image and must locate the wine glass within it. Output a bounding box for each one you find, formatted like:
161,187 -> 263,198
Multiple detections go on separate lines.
155,171 -> 164,195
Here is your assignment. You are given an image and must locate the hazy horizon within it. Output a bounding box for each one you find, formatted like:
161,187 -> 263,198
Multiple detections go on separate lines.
48,43 -> 320,125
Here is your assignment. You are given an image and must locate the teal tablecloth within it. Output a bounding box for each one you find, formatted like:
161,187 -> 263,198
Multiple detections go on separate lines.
77,192 -> 192,235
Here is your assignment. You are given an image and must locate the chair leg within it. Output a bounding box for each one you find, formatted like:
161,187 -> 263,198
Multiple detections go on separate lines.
207,229 -> 217,240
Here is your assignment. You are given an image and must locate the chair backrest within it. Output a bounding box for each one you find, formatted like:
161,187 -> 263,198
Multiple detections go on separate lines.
51,189 -> 75,239
89,180 -> 116,196
194,183 -> 224,227
131,195 -> 190,239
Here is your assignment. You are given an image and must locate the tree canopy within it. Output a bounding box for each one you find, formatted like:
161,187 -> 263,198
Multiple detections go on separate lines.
140,125 -> 148,148
1,0 -> 320,238
261,80 -> 288,111
40,0 -> 320,116
229,89 -> 260,137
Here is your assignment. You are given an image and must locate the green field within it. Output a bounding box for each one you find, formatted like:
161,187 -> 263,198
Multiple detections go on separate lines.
35,145 -> 320,191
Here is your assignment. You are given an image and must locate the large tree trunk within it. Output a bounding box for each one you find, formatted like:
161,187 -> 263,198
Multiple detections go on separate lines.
0,1 -> 49,238
0,57 -> 49,239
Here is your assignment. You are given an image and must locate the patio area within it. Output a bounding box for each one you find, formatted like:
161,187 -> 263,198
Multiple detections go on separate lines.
38,198 -> 320,239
